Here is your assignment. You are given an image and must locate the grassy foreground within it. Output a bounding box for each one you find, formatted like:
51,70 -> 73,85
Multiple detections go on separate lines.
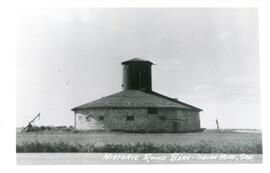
16,140 -> 262,154
16,129 -> 262,153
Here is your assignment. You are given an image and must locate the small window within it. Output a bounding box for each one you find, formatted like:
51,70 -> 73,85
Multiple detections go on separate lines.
139,69 -> 147,90
126,115 -> 135,121
159,116 -> 167,121
148,108 -> 158,114
86,115 -> 91,121
99,116 -> 104,121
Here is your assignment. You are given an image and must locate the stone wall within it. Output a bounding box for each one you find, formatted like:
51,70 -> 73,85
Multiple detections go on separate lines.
75,108 -> 201,132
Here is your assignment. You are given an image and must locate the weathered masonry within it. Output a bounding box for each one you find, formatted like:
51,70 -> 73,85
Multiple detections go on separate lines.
72,58 -> 203,132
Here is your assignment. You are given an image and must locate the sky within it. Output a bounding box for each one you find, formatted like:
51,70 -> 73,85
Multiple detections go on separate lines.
16,8 -> 260,129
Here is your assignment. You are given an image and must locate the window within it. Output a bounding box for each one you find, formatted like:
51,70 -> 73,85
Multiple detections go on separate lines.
148,108 -> 158,114
86,115 -> 91,121
139,69 -> 147,90
99,116 -> 104,121
126,115 -> 135,121
159,116 -> 167,121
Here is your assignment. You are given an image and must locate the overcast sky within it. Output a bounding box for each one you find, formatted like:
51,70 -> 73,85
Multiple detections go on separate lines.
16,8 -> 260,129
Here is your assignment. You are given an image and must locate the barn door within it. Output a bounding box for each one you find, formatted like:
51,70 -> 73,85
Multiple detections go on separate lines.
173,122 -> 178,132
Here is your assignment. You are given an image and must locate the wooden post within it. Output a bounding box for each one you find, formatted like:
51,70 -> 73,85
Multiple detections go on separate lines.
216,118 -> 219,130
74,111 -> 76,129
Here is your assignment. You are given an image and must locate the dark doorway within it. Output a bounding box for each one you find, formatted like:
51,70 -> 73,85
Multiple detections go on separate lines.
173,122 -> 178,132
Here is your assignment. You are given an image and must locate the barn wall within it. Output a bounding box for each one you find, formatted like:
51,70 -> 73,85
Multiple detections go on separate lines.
75,108 -> 201,132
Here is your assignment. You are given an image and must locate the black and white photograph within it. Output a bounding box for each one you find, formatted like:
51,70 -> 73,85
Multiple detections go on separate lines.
15,7 -> 262,165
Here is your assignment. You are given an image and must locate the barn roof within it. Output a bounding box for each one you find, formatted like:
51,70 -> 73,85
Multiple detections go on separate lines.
72,90 -> 202,112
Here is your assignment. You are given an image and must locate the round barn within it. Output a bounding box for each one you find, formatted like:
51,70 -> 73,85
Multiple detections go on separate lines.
72,58 -> 203,132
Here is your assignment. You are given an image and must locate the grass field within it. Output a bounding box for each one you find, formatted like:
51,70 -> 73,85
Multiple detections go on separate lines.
16,129 -> 262,153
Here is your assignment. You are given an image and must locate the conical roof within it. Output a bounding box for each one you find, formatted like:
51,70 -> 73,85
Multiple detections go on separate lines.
72,90 -> 202,111
121,58 -> 153,65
